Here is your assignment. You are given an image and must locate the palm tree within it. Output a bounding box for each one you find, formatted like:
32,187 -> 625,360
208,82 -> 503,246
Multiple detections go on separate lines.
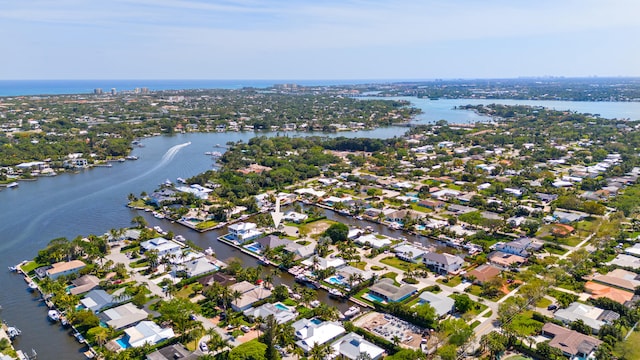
309,342 -> 328,360
254,316 -> 265,337
292,346 -> 305,360
131,215 -> 147,229
392,335 -> 401,347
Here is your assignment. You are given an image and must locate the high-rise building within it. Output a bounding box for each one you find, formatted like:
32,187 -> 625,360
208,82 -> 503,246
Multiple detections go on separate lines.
94,88 -> 103,94
110,88 -> 117,95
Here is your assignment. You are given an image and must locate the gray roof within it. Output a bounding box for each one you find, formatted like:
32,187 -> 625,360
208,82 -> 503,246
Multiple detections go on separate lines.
99,303 -> 149,330
81,289 -> 116,312
368,278 -> 417,302
418,292 -> 455,317
146,344 -> 197,360
243,303 -> 297,324
423,252 -> 464,266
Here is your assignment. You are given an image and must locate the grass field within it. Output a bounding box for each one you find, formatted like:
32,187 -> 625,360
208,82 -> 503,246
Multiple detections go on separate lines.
380,256 -> 415,272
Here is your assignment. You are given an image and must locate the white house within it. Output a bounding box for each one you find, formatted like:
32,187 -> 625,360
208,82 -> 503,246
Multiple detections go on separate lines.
293,318 -> 346,353
354,234 -> 392,249
393,244 -> 426,263
140,238 -> 182,257
227,222 -> 262,243
331,332 -> 385,360
423,252 -> 464,274
182,257 -> 218,278
123,321 -> 175,348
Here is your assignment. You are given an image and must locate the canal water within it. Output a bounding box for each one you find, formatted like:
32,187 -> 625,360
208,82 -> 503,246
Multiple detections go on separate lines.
0,98 -> 637,359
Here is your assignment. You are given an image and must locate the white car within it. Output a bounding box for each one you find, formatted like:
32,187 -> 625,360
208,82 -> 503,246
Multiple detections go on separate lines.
200,342 -> 209,352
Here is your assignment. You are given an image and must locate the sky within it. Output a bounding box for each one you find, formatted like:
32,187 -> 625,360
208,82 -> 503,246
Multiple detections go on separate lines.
1,0 -> 639,80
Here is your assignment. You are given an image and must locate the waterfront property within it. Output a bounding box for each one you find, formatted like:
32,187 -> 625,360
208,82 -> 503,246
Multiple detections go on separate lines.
99,303 -> 149,330
81,289 -> 123,312
227,222 -> 263,243
243,302 -> 297,324
367,278 -> 417,303
330,332 -> 385,360
140,237 -> 182,257
229,281 -> 272,311
422,252 -> 464,275
122,321 -> 175,348
44,260 -> 86,279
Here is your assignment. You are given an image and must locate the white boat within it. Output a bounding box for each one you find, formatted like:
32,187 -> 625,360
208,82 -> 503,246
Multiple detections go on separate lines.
204,247 -> 214,256
174,235 -> 186,242
152,212 -> 165,219
328,288 -> 344,298
177,177 -> 187,184
7,327 -> 21,339
48,310 -> 61,322
118,158 -> 126,162
309,300 -> 320,308
28,282 -> 38,291
8,266 -> 17,272
61,316 -> 69,327
164,179 -> 172,186
125,155 -> 138,160
7,182 -> 18,188
344,306 -> 360,318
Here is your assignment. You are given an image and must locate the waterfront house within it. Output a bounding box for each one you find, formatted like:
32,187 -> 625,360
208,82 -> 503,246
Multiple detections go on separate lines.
140,237 -> 182,257
46,260 -> 86,280
423,252 -> 464,275
393,244 -> 427,263
494,237 -> 542,258
123,321 -> 175,348
243,303 -> 297,324
69,275 -> 100,295
81,289 -> 121,312
354,233 -> 392,249
331,332 -> 385,360
229,281 -> 272,311
417,291 -> 455,318
302,256 -> 346,270
292,318 -> 346,353
487,251 -> 527,268
283,211 -> 308,223
540,323 -> 602,359
368,278 -> 417,303
227,222 -> 262,244
554,302 -> 619,334
100,303 -> 149,330
198,272 -> 236,287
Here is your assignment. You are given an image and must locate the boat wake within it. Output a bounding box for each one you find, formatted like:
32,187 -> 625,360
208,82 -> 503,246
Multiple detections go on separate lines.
9,142 -> 193,247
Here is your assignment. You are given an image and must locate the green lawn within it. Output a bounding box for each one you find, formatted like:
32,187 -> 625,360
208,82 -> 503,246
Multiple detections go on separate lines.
196,220 -> 219,230
410,203 -> 432,213
381,271 -> 401,286
510,311 -> 544,336
535,297 -> 552,308
21,260 -> 43,273
437,275 -> 462,287
614,328 -> 640,360
380,256 -> 416,272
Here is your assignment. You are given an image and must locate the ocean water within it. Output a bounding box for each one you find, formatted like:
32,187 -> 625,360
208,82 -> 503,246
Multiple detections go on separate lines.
0,79 -> 395,97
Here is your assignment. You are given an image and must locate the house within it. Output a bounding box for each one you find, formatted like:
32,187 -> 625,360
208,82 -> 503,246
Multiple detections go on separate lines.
331,332 -> 385,360
393,244 -> 426,263
584,282 -> 635,305
554,302 -> 619,334
606,254 -> 640,270
182,257 -> 218,278
465,264 -> 501,284
431,189 -> 461,201
148,189 -> 177,206
99,303 -> 149,330
540,323 -> 602,359
45,260 -> 86,280
292,318 -> 346,353
198,272 -> 236,287
69,275 -> 100,295
494,238 -> 542,257
368,278 -> 417,303
229,281 -> 272,311
353,234 -> 392,249
123,321 -> 175,348
243,303 -> 297,324
146,344 -> 197,360
418,200 -> 445,210
140,237 -> 182,257
302,256 -> 346,270
255,235 -> 291,250
385,209 -> 421,223
553,210 -> 587,224
624,243 -> 640,258
487,251 -> 527,268
417,292 -> 455,318
591,269 -> 640,292
227,222 -> 262,243
283,211 -> 308,223
81,289 -> 120,312
423,252 -> 464,275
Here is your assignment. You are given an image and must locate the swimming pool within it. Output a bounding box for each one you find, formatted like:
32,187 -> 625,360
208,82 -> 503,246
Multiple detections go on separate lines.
116,338 -> 131,349
274,303 -> 290,311
310,318 -> 322,325
327,275 -> 345,286
415,224 -> 426,231
363,293 -> 386,303
244,243 -> 262,253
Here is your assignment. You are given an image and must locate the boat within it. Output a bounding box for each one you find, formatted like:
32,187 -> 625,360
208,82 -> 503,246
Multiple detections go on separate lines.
28,282 -> 38,291
73,331 -> 86,343
177,177 -> 187,184
164,179 -> 172,186
344,306 -> 360,318
7,326 -> 21,339
8,265 -> 17,272
118,158 -> 126,162
258,257 -> 270,265
174,235 -> 186,242
60,315 -> 69,327
204,247 -> 214,256
309,300 -> 320,308
7,182 -> 19,188
328,288 -> 344,298
295,274 -> 308,284
152,212 -> 165,219
204,151 -> 214,155
48,309 -> 60,322
125,155 -> 138,160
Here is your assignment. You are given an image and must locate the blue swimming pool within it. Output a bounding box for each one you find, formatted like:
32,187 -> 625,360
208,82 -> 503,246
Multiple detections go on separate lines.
245,243 -> 262,253
415,224 -> 426,231
327,275 -> 345,286
274,303 -> 289,311
311,318 -> 322,325
363,293 -> 386,303
116,338 -> 131,349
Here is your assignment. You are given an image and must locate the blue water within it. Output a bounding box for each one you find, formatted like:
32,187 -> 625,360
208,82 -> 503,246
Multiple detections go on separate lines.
310,318 -> 322,325
327,276 -> 345,286
116,338 -> 131,349
245,243 -> 262,253
274,303 -> 289,311
364,293 -> 386,303
0,79 -> 395,97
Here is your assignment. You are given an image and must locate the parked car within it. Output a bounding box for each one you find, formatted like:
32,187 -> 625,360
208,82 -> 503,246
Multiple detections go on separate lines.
200,342 -> 209,352
241,325 -> 251,333
547,304 -> 558,311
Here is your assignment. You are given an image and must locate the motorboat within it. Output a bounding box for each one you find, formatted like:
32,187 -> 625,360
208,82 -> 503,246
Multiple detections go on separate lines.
7,182 -> 18,188
125,155 -> 138,160
48,309 -> 61,322
177,177 -> 187,184
7,326 -> 21,339
174,235 -> 186,242
328,288 -> 344,298
204,247 -> 214,256
309,300 -> 320,308
344,306 -> 360,318
28,282 -> 38,291
152,212 -> 165,219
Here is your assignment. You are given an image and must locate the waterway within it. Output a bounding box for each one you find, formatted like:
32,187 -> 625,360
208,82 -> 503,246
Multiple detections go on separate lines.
0,98 -> 638,359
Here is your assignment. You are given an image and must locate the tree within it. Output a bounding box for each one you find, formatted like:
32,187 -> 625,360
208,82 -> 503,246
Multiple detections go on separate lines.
570,319 -> 592,335
228,340 -> 267,360
437,344 -> 458,360
323,222 -> 349,243
453,294 -> 473,313
480,331 -> 507,360
262,315 -> 281,360
131,215 -> 147,229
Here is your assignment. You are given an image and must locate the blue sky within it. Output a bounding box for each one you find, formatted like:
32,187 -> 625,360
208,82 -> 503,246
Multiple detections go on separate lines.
1,0 -> 638,80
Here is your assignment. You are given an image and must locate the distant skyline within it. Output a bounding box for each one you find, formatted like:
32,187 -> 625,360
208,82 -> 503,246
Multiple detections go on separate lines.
2,0 -> 639,80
